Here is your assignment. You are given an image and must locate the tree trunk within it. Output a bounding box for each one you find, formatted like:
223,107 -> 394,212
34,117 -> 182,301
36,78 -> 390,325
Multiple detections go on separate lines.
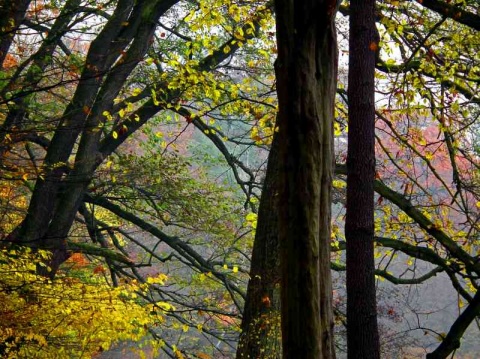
345,0 -> 380,358
236,134 -> 282,359
0,0 -> 82,156
0,0 -> 31,68
8,0 -> 137,246
274,1 -> 338,358
7,0 -> 177,276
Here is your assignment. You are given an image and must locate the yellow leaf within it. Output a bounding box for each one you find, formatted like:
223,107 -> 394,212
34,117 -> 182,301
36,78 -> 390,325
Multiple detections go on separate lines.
332,179 -> 346,189
157,301 -> 173,311
112,131 -> 118,139
436,332 -> 446,341
334,122 -> 341,136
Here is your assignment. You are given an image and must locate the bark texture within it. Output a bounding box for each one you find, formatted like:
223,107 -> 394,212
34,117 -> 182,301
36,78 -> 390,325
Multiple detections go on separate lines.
274,0 -> 338,358
345,0 -> 380,358
236,134 -> 282,359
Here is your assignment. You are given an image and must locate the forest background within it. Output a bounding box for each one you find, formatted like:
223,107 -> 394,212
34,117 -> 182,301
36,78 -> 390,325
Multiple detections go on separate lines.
0,0 -> 479,358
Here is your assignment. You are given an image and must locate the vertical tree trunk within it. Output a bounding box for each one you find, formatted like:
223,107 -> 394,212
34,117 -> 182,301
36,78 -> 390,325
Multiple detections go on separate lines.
275,1 -> 338,358
236,134 -> 282,359
345,0 -> 380,358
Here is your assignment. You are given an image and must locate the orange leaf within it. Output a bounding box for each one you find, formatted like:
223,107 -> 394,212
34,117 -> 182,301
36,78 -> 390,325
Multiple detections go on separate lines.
68,253 -> 89,268
93,265 -> 106,274
261,295 -> 271,307
3,54 -> 18,69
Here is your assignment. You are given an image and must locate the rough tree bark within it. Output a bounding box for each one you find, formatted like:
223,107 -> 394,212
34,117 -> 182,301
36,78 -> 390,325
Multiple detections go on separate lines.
236,134 -> 282,359
274,0 -> 338,358
345,0 -> 381,358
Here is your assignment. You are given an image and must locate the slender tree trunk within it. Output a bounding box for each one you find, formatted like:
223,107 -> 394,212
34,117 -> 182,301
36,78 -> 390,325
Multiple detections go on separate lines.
0,0 -> 82,154
0,0 -> 31,68
236,134 -> 282,359
275,1 -> 338,358
345,0 -> 380,358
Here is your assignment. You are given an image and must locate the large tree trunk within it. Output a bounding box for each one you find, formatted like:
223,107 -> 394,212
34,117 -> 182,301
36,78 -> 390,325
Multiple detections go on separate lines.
7,0 -> 177,276
236,134 -> 282,359
274,1 -> 338,358
345,0 -> 380,358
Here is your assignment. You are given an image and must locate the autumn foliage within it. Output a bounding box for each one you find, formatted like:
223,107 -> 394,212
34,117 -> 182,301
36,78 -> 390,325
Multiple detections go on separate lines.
0,247 -> 172,358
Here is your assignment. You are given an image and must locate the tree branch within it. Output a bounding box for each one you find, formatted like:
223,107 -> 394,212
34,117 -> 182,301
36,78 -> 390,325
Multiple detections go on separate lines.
83,193 -> 247,301
426,289 -> 480,358
414,0 -> 480,31
336,164 -> 480,275
66,240 -> 134,265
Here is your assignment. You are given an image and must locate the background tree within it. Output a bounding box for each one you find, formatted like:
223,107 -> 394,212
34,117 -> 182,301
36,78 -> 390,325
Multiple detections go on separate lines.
236,133 -> 281,359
